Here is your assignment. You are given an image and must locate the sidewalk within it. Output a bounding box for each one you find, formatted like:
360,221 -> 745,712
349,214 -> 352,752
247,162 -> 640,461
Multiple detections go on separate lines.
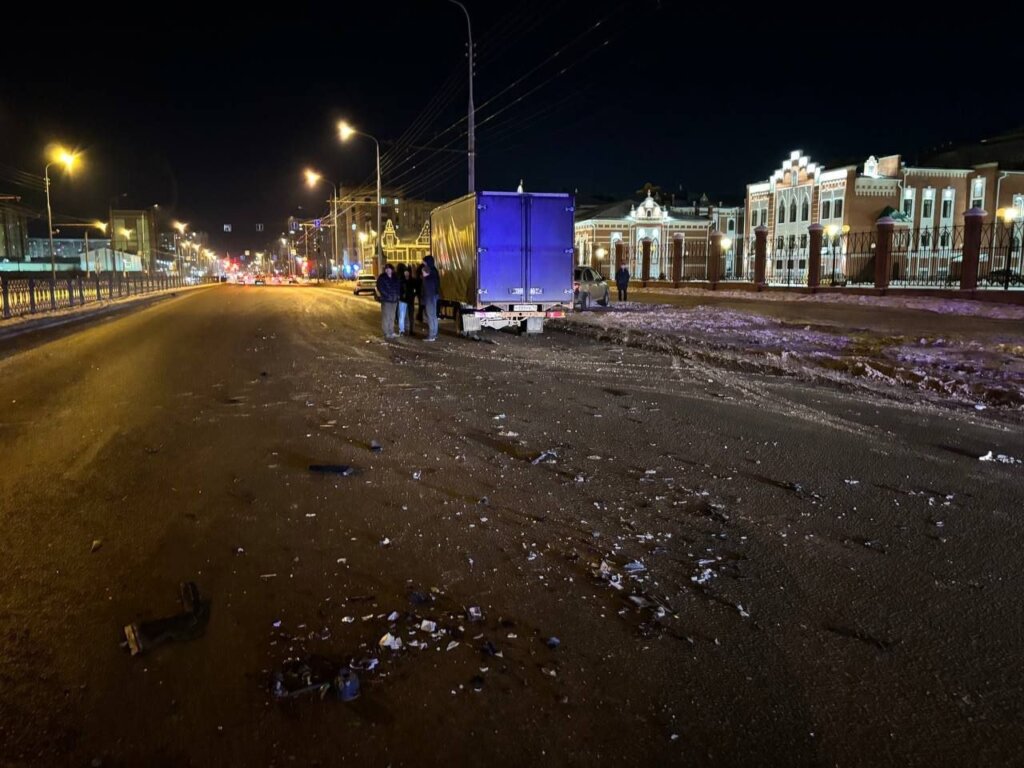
631,286 -> 1024,337
559,289 -> 1024,415
0,283 -> 216,341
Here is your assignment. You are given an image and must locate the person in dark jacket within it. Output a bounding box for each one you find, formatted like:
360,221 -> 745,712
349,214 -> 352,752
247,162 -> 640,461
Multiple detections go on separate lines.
614,264 -> 631,302
420,255 -> 441,342
376,263 -> 401,339
399,265 -> 419,336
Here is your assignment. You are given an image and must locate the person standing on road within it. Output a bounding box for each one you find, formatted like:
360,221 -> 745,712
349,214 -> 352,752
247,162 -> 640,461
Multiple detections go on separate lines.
376,263 -> 401,339
399,264 -> 419,337
420,255 -> 441,342
615,263 -> 631,302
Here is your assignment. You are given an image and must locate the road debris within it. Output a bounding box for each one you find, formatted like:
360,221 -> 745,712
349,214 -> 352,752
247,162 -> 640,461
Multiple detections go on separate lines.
123,581 -> 210,656
308,464 -> 356,476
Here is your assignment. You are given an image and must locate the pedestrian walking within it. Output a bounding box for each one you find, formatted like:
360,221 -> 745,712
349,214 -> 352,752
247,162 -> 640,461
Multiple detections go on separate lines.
420,255 -> 441,342
615,263 -> 631,302
376,263 -> 401,339
399,264 -> 419,336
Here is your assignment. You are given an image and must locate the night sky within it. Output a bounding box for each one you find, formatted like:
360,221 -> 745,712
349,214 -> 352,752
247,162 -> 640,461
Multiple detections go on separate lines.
2,1 -> 1019,254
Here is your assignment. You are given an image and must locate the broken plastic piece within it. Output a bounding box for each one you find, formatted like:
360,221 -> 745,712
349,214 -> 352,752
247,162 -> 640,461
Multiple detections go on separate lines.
123,581 -> 210,656
334,667 -> 361,702
370,440 -> 383,453
546,637 -> 561,649
467,606 -> 483,621
308,464 -> 355,476
531,449 -> 558,465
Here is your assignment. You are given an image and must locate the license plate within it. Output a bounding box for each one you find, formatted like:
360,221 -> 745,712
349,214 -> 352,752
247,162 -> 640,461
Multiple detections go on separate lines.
514,304 -> 537,312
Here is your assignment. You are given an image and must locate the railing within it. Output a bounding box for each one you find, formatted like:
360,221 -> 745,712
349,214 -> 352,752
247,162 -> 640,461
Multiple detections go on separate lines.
978,220 -> 1024,290
1,273 -> 215,320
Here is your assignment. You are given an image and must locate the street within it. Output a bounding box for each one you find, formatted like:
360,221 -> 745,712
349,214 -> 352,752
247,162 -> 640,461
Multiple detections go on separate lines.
1,284 -> 1023,767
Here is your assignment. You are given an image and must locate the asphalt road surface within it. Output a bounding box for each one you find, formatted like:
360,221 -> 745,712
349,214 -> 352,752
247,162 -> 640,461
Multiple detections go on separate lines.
1,285 -> 1022,767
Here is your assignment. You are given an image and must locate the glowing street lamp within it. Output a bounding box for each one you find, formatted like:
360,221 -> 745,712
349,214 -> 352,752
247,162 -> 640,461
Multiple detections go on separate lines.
997,207 -> 1018,289
44,146 -> 79,282
304,169 -> 339,282
337,121 -> 382,271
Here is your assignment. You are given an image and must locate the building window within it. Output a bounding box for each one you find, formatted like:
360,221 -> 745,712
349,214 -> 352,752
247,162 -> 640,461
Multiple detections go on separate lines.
799,259 -> 807,269
921,230 -> 931,248
940,230 -> 950,247
776,237 -> 784,250
799,234 -> 807,248
971,178 -> 985,209
788,235 -> 796,249
760,209 -> 767,226
822,200 -> 832,219
922,199 -> 933,219
727,219 -> 735,232
903,198 -> 913,216
752,211 -> 758,227
775,259 -> 783,269
778,205 -> 785,224
789,201 -> 797,222
941,200 -> 952,219
833,199 -> 843,218
801,200 -> 809,221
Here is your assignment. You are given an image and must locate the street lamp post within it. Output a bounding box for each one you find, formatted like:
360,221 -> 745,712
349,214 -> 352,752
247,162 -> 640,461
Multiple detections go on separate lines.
338,121 -> 382,273
448,0 -> 475,193
997,207 -> 1018,290
305,170 -> 340,282
44,148 -> 78,282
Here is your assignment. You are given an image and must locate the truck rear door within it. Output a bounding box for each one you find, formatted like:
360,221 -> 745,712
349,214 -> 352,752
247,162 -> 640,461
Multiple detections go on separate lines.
526,194 -> 574,306
476,193 -> 526,307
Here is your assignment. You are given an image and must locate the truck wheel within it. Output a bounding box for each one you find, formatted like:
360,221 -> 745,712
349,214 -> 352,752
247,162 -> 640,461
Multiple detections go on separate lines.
597,289 -> 609,307
579,292 -> 590,311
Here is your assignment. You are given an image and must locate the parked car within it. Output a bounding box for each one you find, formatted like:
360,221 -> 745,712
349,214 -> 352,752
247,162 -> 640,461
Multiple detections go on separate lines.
353,273 -> 378,298
983,268 -> 1024,286
573,266 -> 610,309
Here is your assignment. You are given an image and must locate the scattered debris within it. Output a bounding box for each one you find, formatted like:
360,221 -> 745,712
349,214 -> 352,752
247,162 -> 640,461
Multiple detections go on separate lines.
979,451 -> 1021,465
379,633 -> 403,650
370,439 -> 383,453
545,637 -> 561,649
90,539 -> 103,554
308,464 -> 355,476
531,449 -> 558,465
123,582 -> 210,656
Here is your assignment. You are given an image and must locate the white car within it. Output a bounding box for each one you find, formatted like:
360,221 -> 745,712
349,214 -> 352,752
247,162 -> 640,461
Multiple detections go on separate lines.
573,267 -> 610,309
353,274 -> 378,298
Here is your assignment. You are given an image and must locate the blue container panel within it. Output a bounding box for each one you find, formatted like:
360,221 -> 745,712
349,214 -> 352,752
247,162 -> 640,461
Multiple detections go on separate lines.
526,195 -> 574,304
477,193 -> 526,305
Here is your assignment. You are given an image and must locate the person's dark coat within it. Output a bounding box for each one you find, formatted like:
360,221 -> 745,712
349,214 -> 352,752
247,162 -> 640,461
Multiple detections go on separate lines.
421,256 -> 441,300
400,269 -> 419,304
615,266 -> 630,289
376,267 -> 400,303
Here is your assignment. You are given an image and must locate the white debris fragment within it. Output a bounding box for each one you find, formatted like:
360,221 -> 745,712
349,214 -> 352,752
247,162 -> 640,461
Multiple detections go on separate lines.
691,568 -> 716,585
379,633 -> 403,650
419,620 -> 437,633
844,479 -> 860,485
979,451 -> 1022,464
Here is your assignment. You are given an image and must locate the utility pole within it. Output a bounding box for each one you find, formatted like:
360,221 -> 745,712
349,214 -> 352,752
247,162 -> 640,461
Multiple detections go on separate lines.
449,1 -> 475,193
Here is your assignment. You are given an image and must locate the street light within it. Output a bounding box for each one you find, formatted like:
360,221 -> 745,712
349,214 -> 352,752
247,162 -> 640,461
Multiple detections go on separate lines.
44,146 -> 79,282
447,0 -> 475,193
997,207 -> 1018,289
337,121 -> 382,272
53,220 -> 107,277
305,169 -> 340,282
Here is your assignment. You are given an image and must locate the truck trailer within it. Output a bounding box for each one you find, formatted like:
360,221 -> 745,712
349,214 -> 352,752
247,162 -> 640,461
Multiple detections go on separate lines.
429,191 -> 574,334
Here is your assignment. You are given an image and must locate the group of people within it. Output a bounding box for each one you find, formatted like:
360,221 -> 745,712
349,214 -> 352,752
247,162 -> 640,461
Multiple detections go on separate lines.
375,255 -> 440,342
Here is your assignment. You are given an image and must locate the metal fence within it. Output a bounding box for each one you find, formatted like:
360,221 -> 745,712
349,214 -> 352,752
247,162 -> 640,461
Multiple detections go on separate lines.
1,273 -> 212,320
888,226 -> 963,287
979,220 -> 1024,290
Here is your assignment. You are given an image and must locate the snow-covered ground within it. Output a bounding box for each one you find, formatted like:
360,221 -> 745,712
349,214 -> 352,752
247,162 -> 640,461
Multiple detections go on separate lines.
635,286 -> 1024,321
557,302 -> 1024,413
